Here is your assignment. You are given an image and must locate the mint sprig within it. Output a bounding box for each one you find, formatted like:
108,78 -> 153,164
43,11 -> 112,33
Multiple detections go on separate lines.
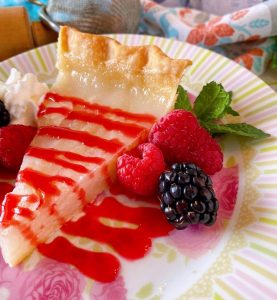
202,122 -> 270,139
175,81 -> 269,139
194,82 -> 232,121
175,85 -> 192,111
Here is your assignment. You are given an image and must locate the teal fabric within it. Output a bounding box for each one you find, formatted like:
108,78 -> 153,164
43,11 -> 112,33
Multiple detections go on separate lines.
0,0 -> 48,21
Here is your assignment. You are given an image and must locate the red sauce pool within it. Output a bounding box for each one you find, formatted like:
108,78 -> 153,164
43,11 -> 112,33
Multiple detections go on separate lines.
39,193 -> 172,282
38,237 -> 120,283
1,177 -> 171,284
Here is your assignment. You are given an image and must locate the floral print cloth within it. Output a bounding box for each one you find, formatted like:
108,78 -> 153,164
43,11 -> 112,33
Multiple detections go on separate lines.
1,0 -> 276,74
141,0 -> 277,74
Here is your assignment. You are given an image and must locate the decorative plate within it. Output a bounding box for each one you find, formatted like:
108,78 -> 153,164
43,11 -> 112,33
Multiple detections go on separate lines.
0,35 -> 276,300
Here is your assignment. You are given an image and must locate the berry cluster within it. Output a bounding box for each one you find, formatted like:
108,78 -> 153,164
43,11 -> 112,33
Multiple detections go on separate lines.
159,163 -> 218,230
116,110 -> 221,230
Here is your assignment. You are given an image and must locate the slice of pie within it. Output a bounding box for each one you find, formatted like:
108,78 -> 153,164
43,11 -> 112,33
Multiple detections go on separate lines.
0,26 -> 191,266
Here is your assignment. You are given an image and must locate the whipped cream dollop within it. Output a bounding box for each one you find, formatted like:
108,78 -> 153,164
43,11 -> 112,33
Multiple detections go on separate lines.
0,69 -> 49,126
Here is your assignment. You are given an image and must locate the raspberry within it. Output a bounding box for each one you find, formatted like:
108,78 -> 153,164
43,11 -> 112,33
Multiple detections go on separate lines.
0,182 -> 13,204
159,163 -> 219,230
0,125 -> 37,171
117,143 -> 165,196
149,110 -> 223,175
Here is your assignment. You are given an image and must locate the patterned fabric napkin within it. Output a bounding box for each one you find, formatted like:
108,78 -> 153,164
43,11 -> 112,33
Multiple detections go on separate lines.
140,0 -> 277,75
1,0 -> 276,75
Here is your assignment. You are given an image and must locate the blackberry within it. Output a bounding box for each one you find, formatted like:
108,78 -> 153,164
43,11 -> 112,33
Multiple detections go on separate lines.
0,100 -> 10,127
159,162 -> 219,230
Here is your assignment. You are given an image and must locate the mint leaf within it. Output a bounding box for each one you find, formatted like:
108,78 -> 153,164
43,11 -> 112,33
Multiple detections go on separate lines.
194,81 -> 231,121
225,106 -> 240,116
224,92 -> 239,116
202,122 -> 270,139
175,85 -> 192,111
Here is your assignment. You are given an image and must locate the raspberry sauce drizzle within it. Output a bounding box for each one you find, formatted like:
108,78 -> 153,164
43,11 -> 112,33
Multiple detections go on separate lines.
19,168 -> 75,197
0,182 -> 14,221
38,105 -> 71,117
66,111 -> 147,138
38,237 -> 120,283
27,147 -> 103,174
0,88 -> 156,234
39,92 -> 156,124
38,126 -> 123,154
39,192 -> 172,282
0,168 -> 78,228
39,107 -> 147,138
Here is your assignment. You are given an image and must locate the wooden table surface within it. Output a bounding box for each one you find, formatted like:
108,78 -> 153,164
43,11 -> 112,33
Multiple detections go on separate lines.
0,7 -> 58,62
